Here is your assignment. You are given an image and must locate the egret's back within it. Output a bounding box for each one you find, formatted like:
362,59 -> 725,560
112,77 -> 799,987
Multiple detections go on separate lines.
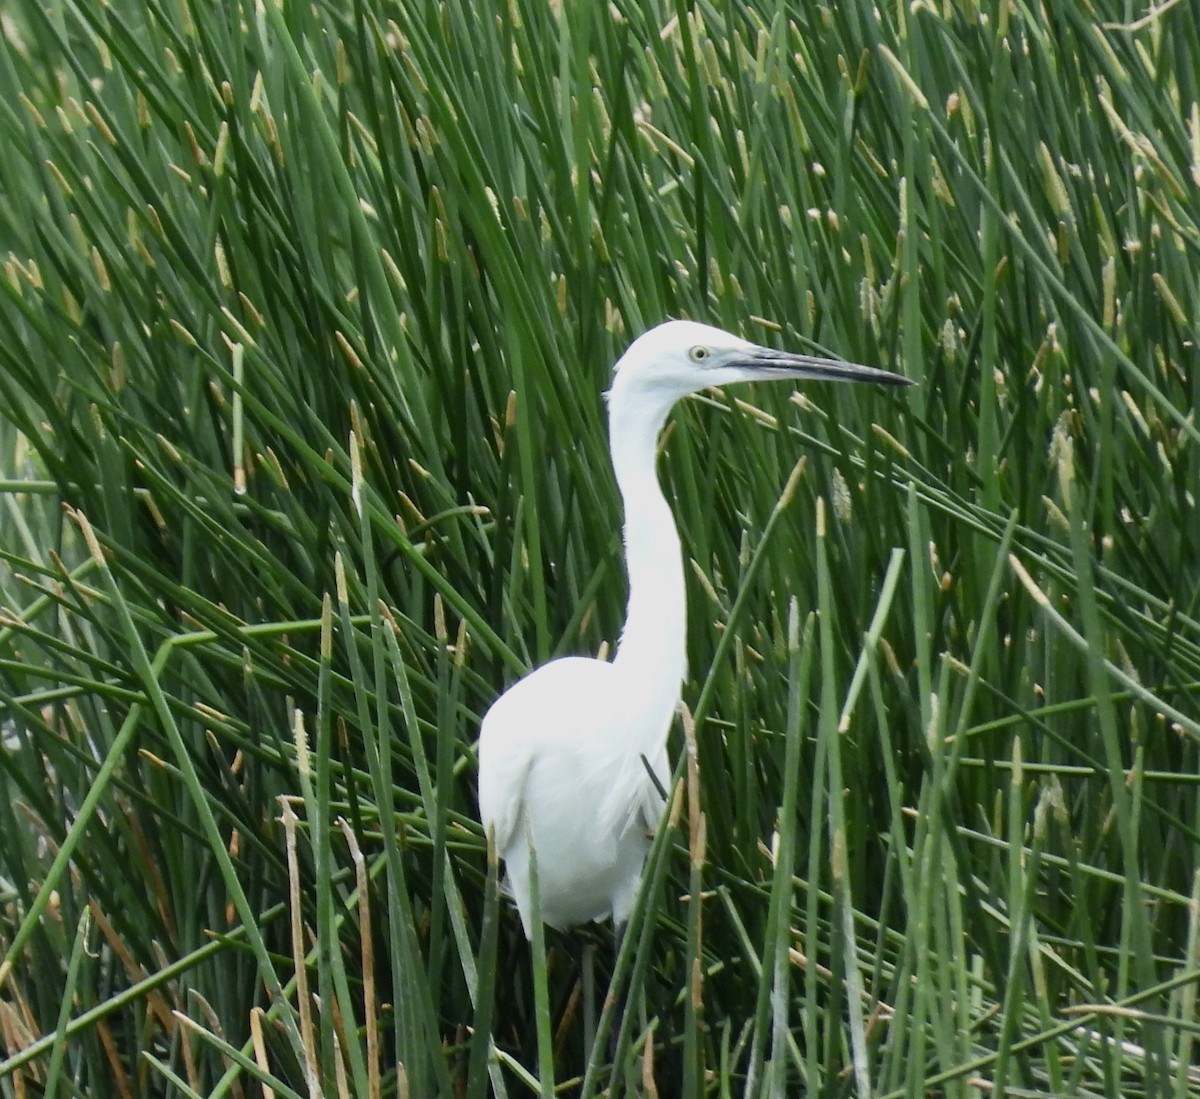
477,656 -> 670,935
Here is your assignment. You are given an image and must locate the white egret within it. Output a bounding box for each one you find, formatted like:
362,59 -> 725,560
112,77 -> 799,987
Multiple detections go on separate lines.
477,319 -> 909,938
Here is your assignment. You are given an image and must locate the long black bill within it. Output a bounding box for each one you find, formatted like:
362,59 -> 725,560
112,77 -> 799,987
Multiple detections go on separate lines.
740,346 -> 912,386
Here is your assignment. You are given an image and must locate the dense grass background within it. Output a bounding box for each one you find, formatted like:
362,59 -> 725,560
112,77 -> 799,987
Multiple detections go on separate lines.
2,0 -> 1199,1095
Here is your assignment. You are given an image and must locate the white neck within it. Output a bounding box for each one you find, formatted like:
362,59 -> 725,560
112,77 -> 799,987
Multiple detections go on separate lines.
607,382 -> 688,734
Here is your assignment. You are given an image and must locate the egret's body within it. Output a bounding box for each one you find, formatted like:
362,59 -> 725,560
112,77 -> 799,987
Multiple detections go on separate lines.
481,658 -> 669,932
478,320 -> 908,937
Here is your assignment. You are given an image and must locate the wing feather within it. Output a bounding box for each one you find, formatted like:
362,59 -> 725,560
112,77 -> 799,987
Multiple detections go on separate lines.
477,701 -> 534,856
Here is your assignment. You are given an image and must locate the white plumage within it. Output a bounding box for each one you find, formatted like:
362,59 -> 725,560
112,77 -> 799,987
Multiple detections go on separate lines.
477,320 -> 908,936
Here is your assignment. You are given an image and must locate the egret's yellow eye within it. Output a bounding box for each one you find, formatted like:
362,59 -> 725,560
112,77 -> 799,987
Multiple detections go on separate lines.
688,346 -> 710,363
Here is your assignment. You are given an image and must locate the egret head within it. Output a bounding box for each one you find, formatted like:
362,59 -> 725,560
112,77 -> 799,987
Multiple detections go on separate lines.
609,319 -> 909,405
